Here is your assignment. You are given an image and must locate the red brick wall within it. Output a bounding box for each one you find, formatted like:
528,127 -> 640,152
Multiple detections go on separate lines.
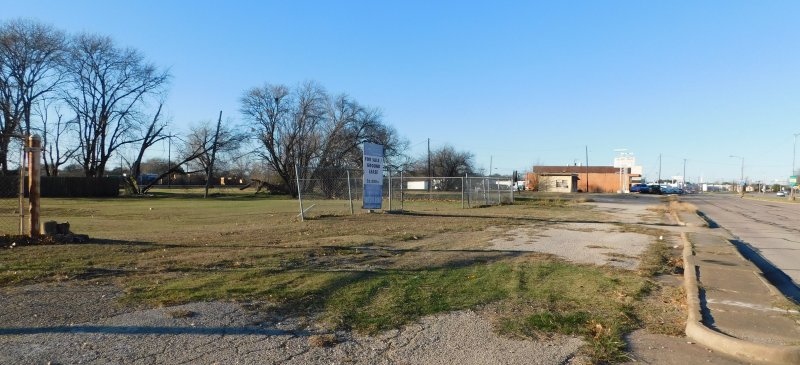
527,172 -> 627,193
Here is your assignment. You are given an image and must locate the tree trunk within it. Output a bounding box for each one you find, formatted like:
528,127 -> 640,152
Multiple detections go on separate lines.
0,136 -> 11,175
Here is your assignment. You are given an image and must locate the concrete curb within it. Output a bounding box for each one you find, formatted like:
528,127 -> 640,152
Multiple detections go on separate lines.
680,232 -> 800,365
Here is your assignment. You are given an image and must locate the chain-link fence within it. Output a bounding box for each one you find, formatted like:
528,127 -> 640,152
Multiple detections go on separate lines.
296,166 -> 515,218
0,142 -> 28,235
295,167 -> 363,217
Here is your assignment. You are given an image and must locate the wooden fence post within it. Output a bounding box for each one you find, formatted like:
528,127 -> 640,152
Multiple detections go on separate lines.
28,135 -> 41,237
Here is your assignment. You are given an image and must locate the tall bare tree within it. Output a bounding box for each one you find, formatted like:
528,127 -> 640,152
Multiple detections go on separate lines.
64,33 -> 169,177
413,145 -> 475,190
33,96 -> 77,176
240,82 -> 326,195
184,120 -> 244,190
0,19 -> 66,173
317,94 -> 405,168
240,81 -> 406,195
131,122 -> 242,194
129,103 -> 167,182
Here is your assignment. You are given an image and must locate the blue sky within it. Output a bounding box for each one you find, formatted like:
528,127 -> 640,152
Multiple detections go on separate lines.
5,0 -> 800,183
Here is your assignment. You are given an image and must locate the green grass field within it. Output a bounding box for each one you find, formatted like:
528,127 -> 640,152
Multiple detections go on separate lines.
0,189 -> 684,363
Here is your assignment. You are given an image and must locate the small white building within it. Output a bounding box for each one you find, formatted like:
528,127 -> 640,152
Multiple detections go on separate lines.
537,174 -> 579,193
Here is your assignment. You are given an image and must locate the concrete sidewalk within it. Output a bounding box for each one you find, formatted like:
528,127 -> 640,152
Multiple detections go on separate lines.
680,213 -> 800,364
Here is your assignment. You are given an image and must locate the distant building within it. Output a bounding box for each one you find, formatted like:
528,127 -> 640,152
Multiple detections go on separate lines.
535,173 -> 579,193
527,166 -> 640,193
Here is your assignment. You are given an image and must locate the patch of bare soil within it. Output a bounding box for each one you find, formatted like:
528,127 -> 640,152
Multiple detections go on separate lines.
0,283 -> 589,365
487,222 -> 652,270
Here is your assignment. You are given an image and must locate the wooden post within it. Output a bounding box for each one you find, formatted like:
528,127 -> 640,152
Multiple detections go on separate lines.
28,135 -> 41,237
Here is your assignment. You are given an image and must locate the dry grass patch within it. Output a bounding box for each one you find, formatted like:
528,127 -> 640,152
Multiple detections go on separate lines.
0,191 -> 677,363
166,309 -> 196,318
308,334 -> 338,347
635,282 -> 686,336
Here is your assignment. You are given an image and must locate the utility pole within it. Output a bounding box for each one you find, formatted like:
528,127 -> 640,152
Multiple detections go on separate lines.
427,138 -> 431,194
167,132 -> 172,188
489,155 -> 493,177
658,154 -> 662,184
793,133 -> 800,201
205,111 -> 222,198
682,158 -> 687,191
585,145 -> 589,192
794,133 -> 799,176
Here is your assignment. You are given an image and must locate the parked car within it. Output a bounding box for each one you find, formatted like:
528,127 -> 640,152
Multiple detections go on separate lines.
647,185 -> 662,194
662,186 -> 683,195
630,183 -> 650,193
777,191 -> 786,197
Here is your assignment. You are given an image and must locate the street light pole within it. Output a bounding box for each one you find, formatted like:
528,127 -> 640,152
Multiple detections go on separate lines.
793,133 -> 800,201
682,158 -> 687,191
793,133 -> 799,177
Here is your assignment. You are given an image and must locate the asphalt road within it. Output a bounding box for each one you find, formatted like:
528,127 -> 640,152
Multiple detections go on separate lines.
686,194 -> 800,290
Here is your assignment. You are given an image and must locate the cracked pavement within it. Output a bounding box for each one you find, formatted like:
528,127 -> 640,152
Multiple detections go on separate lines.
686,194 -> 800,287
0,282 -> 586,364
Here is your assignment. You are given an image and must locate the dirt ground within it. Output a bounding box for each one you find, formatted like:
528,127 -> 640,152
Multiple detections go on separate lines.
0,194 -> 746,364
488,222 -> 652,270
0,283 -> 588,365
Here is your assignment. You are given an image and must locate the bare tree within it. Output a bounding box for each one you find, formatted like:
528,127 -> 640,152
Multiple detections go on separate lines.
0,19 -> 66,173
431,145 -> 475,176
129,103 -> 168,183
33,97 -> 77,176
317,94 -> 406,168
414,145 -> 475,190
240,82 -> 326,195
64,33 -> 169,177
240,81 -> 407,195
183,121 -> 244,190
134,123 -> 241,194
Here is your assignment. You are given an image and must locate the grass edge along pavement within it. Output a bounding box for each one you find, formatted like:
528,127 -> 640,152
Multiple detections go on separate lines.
681,232 -> 800,365
123,257 -> 658,363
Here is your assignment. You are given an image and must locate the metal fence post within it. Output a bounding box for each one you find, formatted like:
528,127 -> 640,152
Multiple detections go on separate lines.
388,167 -> 392,211
28,135 -> 41,236
483,178 -> 488,205
461,176 -> 465,209
347,169 -> 354,215
400,170 -> 404,212
465,173 -> 470,208
295,162 -> 304,221
497,179 -> 501,205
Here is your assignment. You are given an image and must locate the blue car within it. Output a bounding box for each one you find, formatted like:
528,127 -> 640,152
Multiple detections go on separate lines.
630,184 -> 650,193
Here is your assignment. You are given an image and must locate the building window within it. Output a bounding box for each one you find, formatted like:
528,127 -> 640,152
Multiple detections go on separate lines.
556,180 -> 562,188
562,179 -> 568,187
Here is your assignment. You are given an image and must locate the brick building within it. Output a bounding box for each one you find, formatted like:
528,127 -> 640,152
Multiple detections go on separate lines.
527,166 -> 639,193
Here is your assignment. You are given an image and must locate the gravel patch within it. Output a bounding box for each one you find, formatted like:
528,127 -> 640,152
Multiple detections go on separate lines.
488,222 -> 652,270
0,284 -> 586,364
0,282 -> 127,327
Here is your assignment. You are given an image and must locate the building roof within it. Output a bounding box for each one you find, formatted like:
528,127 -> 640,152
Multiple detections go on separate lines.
538,173 -> 580,178
533,166 -> 619,174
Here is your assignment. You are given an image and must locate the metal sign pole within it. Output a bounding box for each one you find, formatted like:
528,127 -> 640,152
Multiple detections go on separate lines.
295,161 -> 304,221
347,170 -> 354,215
388,167 -> 392,211
400,171 -> 404,212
